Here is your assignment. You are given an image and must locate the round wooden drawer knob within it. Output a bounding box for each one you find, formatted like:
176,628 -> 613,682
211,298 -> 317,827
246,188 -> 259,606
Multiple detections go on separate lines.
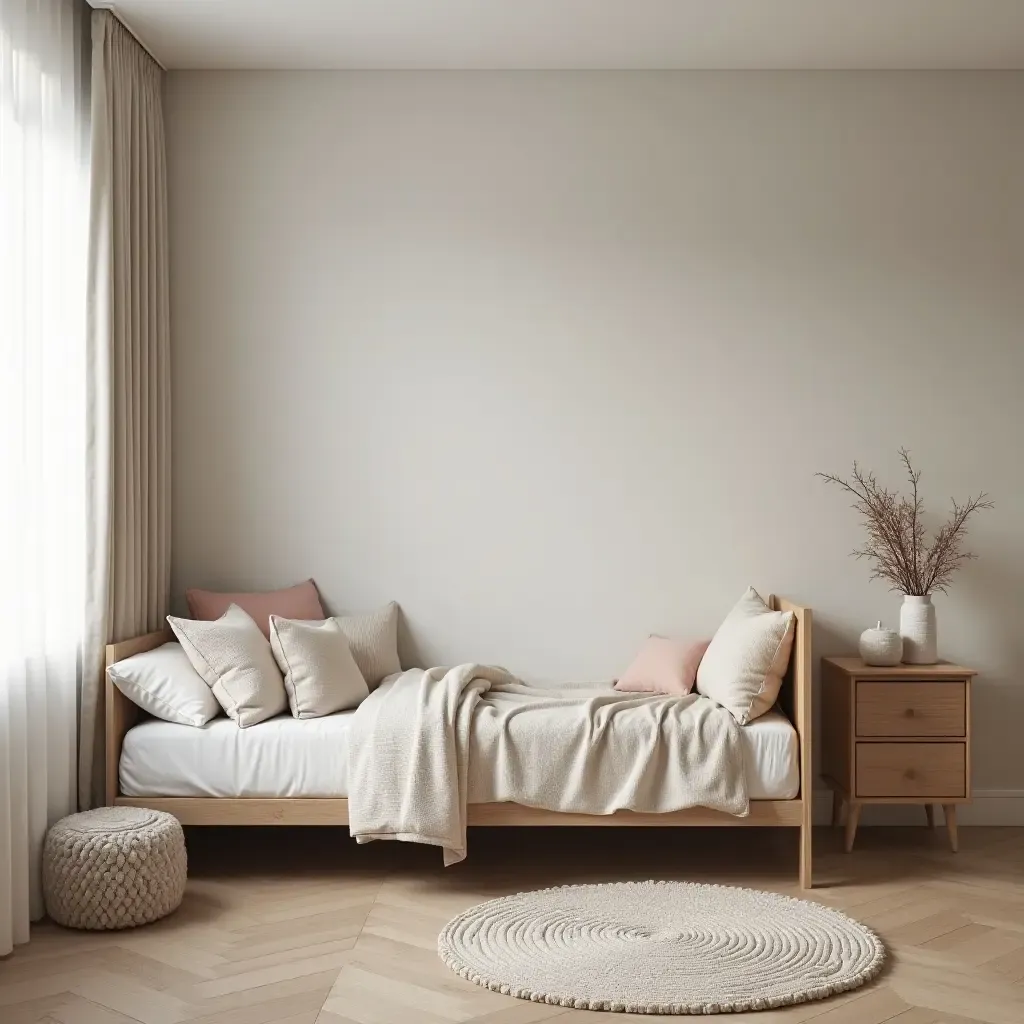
904,707 -> 916,717
905,769 -> 917,781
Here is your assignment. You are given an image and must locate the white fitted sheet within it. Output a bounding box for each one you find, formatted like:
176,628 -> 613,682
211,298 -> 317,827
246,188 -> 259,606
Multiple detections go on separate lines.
120,705 -> 800,801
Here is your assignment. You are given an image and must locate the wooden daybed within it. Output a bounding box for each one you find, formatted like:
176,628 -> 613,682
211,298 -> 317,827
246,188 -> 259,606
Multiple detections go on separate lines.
106,596 -> 814,887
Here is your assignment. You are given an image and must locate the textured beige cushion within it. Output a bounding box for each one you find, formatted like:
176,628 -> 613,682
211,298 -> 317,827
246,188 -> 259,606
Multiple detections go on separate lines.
168,604 -> 287,727
696,587 -> 795,724
269,615 -> 370,718
107,642 -> 221,726
337,602 -> 401,688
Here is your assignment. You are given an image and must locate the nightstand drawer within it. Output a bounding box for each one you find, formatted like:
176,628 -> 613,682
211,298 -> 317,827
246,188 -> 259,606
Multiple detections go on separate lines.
856,742 -> 966,798
856,681 -> 966,737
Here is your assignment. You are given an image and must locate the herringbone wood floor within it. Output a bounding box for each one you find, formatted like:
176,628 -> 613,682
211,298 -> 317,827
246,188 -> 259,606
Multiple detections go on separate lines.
2,825 -> 1023,1024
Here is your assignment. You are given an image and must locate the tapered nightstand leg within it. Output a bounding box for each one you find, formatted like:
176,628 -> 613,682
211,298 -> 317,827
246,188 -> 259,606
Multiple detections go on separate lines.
943,804 -> 958,852
844,802 -> 861,852
924,804 -> 935,828
831,791 -> 844,828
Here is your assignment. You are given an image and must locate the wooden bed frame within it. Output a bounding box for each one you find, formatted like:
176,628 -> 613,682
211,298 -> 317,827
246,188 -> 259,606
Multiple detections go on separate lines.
105,596 -> 814,887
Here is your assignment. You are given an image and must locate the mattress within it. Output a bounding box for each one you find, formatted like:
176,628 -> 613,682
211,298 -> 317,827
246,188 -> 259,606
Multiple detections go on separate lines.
120,706 -> 800,801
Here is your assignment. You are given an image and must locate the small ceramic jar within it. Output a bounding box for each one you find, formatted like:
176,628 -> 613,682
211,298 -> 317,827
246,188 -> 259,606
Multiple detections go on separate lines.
859,621 -> 903,667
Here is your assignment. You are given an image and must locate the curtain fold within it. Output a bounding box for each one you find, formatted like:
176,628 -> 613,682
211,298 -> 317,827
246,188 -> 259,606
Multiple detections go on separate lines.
79,9 -> 170,810
0,0 -> 90,956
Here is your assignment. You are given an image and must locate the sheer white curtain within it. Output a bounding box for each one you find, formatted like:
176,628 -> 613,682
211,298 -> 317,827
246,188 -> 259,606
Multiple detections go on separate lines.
0,0 -> 89,955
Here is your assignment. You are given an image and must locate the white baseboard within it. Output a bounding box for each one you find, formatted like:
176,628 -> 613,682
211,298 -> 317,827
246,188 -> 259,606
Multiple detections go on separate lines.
811,789 -> 1024,826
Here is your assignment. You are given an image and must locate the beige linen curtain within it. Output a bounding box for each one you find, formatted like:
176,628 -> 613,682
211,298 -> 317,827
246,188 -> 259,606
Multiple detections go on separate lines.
80,10 -> 171,809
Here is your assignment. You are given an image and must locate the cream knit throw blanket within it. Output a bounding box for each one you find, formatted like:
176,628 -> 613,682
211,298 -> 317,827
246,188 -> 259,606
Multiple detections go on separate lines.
347,666 -> 748,864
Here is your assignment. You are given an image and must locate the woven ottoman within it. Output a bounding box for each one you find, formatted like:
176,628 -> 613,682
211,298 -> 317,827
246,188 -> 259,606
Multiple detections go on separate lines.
43,807 -> 186,930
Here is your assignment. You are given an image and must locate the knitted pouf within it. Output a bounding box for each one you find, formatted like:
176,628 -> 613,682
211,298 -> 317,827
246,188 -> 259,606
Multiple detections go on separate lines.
43,807 -> 187,930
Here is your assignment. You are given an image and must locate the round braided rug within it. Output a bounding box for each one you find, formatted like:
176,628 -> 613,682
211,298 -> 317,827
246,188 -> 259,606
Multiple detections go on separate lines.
438,881 -> 885,1015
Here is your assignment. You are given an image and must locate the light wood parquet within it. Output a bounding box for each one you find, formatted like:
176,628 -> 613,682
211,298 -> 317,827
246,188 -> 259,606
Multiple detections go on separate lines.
2,825 -> 1023,1024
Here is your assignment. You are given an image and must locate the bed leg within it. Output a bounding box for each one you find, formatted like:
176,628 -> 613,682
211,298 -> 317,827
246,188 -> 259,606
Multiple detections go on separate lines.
799,819 -> 813,889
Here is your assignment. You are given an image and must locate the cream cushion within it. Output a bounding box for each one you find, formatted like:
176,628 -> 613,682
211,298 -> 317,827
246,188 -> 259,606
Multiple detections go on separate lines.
337,602 -> 401,688
696,587 -> 795,724
269,615 -> 369,718
168,604 -> 287,727
107,641 -> 221,726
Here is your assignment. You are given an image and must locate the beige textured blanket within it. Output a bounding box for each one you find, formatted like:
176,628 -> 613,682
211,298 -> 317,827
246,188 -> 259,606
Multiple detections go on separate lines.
346,666 -> 748,865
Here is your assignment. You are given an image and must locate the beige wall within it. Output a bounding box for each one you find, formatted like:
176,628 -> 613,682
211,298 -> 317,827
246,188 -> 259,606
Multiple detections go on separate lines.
165,71 -> 1024,815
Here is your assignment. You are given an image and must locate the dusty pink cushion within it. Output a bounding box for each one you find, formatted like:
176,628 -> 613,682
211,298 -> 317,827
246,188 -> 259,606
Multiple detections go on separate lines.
185,580 -> 325,638
614,637 -> 711,697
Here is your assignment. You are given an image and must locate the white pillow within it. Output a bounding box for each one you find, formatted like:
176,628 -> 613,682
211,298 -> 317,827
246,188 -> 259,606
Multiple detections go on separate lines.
696,587 -> 795,725
269,615 -> 369,718
167,604 -> 288,728
107,642 -> 221,726
337,602 -> 401,689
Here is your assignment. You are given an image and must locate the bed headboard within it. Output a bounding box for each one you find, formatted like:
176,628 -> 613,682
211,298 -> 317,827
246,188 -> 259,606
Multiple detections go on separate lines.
769,595 -> 813,804
105,628 -> 173,805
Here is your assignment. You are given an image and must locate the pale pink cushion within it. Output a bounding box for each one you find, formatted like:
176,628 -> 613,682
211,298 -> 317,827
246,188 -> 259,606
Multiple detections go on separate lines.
614,637 -> 711,697
185,580 -> 325,638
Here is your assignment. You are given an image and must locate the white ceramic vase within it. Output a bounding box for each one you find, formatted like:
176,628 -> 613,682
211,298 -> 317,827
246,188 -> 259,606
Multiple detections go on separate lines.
900,594 -> 938,664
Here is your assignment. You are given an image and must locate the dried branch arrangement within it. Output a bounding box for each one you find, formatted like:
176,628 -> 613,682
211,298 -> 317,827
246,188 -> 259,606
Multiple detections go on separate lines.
818,449 -> 993,596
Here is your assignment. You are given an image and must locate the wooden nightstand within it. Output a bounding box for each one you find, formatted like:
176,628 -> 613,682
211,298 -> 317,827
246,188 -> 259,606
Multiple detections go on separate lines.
821,656 -> 975,853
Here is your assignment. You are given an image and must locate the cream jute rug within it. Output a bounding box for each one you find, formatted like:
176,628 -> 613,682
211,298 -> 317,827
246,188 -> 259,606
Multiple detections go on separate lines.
438,881 -> 885,1015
